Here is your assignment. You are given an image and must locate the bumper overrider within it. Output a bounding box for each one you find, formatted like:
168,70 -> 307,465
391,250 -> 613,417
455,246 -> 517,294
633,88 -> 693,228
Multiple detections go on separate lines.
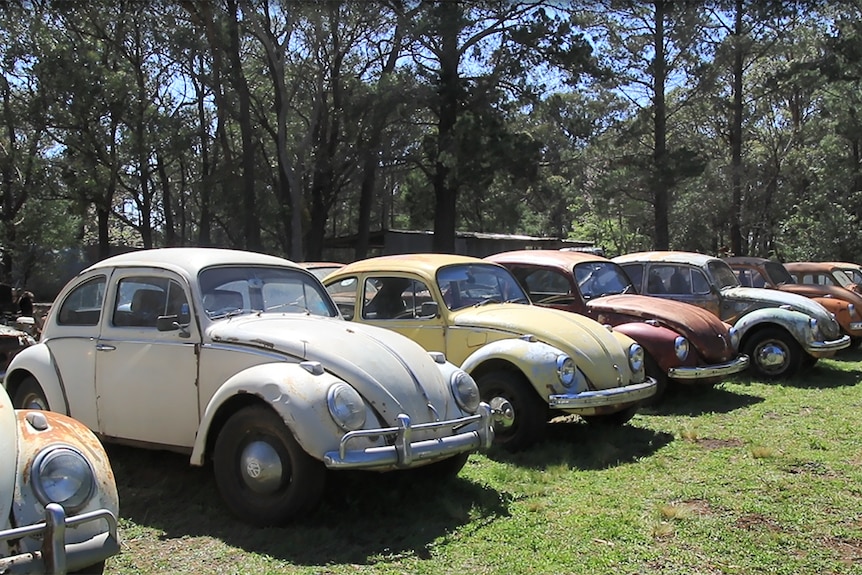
805,334 -> 851,357
668,355 -> 750,380
323,402 -> 494,470
548,378 -> 657,411
0,503 -> 119,574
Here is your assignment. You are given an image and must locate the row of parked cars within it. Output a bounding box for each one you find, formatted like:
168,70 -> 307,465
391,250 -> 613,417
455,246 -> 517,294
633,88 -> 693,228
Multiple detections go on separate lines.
1,247 -> 859,572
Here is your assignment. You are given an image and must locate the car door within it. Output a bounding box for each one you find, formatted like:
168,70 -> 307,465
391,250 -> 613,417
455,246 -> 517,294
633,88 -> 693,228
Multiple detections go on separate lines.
357,274 -> 448,356
95,268 -> 200,448
44,273 -> 108,427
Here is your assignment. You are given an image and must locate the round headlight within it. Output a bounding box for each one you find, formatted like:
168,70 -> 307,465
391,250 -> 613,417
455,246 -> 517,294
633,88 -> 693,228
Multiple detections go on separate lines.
674,336 -> 689,361
451,371 -> 481,413
557,356 -> 576,388
728,327 -> 740,350
31,446 -> 95,513
849,303 -> 857,318
327,383 -> 367,431
628,344 -> 645,373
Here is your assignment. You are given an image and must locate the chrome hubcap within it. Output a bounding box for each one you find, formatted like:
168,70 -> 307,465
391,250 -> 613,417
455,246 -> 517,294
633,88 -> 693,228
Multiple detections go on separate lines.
490,396 -> 515,429
239,440 -> 283,494
757,343 -> 788,369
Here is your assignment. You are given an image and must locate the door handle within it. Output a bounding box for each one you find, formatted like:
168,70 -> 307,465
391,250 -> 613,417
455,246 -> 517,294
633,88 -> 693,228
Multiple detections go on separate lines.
96,343 -> 116,352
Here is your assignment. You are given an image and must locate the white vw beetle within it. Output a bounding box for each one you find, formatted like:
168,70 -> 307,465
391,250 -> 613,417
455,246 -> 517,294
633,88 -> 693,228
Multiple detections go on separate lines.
4,248 -> 494,526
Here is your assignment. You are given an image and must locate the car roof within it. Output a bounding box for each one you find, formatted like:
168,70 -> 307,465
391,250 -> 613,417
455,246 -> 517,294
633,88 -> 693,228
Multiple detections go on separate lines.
784,261 -> 841,272
487,249 -> 608,268
613,251 -> 718,267
336,253 -> 496,277
85,248 -> 299,276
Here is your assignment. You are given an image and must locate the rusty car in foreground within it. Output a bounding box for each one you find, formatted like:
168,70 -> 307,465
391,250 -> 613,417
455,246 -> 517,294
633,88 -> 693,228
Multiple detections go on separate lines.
3,248 -> 495,526
487,250 -> 749,400
323,254 -> 658,451
725,256 -> 862,347
0,383 -> 119,574
613,251 -> 850,379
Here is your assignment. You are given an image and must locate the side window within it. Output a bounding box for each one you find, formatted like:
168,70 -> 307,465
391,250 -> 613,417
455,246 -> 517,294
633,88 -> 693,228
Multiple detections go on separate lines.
112,277 -> 182,328
736,270 -> 752,287
621,264 -> 643,292
691,269 -> 711,294
520,269 -> 570,301
363,276 -> 434,320
57,277 -> 107,326
325,276 -> 358,320
666,266 -> 692,294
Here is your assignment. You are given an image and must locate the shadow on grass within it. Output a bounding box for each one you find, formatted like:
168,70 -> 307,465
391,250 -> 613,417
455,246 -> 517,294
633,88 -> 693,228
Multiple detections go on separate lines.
486,420 -> 674,471
108,444 -> 510,565
729,353 -> 862,390
642,383 -> 764,416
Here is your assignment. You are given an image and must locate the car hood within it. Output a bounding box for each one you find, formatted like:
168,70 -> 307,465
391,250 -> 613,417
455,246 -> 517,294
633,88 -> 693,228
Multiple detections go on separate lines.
722,286 -> 842,338
450,304 -> 635,385
0,389 -> 16,531
207,315 -> 456,425
588,294 -> 734,357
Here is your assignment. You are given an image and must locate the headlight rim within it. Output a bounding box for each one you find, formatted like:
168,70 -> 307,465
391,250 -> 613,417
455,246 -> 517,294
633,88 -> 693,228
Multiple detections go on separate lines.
30,445 -> 96,514
556,355 -> 576,388
326,382 -> 367,432
450,370 -> 481,413
728,327 -> 740,350
673,336 -> 689,361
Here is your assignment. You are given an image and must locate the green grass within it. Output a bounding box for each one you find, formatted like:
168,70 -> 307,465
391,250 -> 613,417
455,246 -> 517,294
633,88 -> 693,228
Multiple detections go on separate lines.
104,350 -> 862,574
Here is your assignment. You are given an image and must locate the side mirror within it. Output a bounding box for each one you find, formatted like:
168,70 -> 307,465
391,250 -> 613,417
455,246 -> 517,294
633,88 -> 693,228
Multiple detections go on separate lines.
420,301 -> 439,318
157,314 -> 191,338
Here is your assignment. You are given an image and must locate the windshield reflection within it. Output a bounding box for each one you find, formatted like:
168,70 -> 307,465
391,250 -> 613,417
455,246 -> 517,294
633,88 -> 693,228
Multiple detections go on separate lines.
574,262 -> 635,299
435,264 -> 529,311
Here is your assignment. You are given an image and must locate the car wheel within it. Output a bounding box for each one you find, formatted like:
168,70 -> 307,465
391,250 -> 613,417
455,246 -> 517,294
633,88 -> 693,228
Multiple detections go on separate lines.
213,405 -> 326,527
12,376 -> 49,410
477,370 -> 546,451
743,328 -> 803,379
581,405 -> 639,426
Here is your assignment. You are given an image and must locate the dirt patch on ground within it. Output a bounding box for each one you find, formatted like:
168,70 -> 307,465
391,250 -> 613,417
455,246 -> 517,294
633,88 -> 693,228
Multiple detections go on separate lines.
821,536 -> 862,566
733,513 -> 782,532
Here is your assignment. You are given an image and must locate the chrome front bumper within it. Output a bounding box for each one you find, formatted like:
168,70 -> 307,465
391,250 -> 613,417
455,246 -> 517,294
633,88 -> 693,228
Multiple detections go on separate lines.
323,402 -> 493,470
668,355 -> 750,381
548,378 -> 657,411
805,334 -> 851,357
0,504 -> 119,574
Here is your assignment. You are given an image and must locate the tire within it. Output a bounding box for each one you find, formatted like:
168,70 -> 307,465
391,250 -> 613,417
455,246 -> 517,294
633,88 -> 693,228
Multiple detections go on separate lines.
12,376 -> 49,410
581,405 -> 638,426
213,405 -> 326,527
477,370 -> 547,451
742,328 -> 804,379
640,354 -> 668,406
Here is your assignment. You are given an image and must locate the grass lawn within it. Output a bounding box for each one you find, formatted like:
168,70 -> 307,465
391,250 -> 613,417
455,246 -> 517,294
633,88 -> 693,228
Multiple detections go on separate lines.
104,349 -> 862,575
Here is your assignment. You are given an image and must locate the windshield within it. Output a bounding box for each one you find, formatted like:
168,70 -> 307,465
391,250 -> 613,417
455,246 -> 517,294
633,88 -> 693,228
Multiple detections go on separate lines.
765,261 -> 795,285
707,260 -> 740,290
831,269 -> 855,289
841,267 -> 862,284
436,263 -> 529,311
198,265 -> 338,319
574,261 -> 635,299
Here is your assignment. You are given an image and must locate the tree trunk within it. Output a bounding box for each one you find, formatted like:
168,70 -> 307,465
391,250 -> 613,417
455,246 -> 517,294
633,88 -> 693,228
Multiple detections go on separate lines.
652,0 -> 670,250
729,0 -> 744,256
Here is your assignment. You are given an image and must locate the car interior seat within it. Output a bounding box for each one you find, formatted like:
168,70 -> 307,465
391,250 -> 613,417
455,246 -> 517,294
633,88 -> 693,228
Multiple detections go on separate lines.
131,289 -> 166,326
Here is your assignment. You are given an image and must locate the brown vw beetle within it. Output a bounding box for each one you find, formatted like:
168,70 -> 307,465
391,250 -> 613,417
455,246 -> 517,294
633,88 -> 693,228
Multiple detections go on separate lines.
784,261 -> 862,296
487,250 -> 749,401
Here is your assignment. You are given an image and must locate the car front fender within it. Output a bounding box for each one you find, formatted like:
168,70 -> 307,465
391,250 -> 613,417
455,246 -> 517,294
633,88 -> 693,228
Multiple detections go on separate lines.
190,362 -> 360,466
733,307 -> 812,345
460,337 -> 567,397
613,322 -> 682,373
4,344 -> 67,415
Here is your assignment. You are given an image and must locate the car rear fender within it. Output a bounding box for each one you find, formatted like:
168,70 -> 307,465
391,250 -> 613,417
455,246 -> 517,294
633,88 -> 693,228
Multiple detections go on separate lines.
190,362 -> 361,466
733,307 -> 812,345
460,337 -> 567,397
4,345 -> 68,415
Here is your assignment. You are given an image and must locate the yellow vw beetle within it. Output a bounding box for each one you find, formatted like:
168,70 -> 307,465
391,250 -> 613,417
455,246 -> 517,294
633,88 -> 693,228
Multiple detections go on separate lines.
323,254 -> 657,450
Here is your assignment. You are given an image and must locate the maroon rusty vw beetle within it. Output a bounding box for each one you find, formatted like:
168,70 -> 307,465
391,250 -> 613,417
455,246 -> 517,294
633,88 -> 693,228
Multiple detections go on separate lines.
487,250 -> 749,401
